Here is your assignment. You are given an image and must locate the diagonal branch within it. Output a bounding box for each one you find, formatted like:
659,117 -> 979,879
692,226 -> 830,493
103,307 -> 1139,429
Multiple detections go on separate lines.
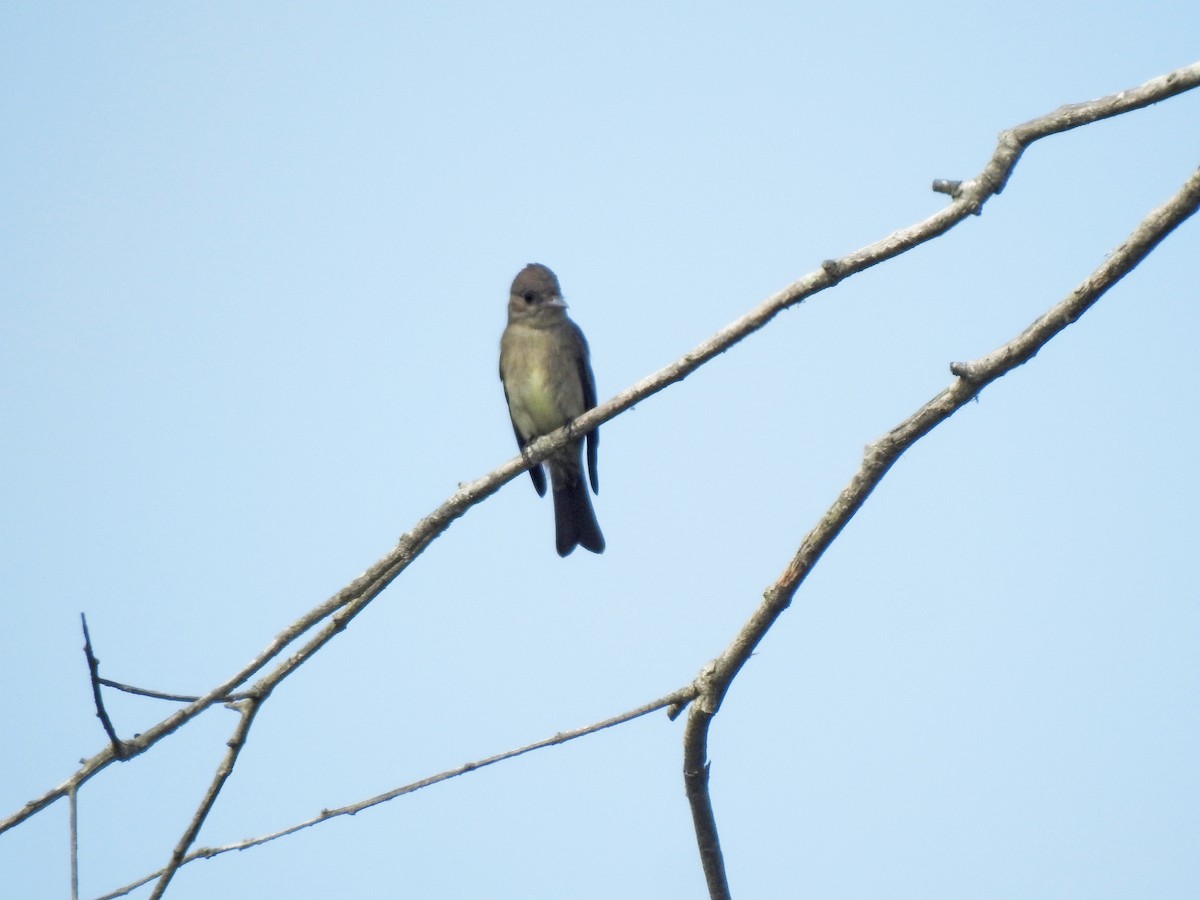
147,696 -> 264,899
682,164 -> 1200,898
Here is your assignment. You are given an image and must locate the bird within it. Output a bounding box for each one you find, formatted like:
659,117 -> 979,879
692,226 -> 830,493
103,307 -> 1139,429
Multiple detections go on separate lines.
499,263 -> 604,557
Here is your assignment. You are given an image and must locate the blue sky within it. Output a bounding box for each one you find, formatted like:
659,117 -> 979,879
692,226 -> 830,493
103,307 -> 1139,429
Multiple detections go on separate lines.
2,4 -> 1198,898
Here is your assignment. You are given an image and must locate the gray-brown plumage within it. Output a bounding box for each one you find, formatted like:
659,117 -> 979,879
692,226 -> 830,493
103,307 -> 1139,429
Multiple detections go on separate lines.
499,263 -> 604,556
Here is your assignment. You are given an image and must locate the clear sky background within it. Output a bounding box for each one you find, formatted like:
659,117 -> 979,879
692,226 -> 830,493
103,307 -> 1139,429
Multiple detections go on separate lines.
2,4 -> 1198,899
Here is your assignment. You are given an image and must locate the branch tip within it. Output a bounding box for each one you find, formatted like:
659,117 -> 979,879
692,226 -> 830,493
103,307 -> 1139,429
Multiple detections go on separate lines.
931,178 -> 963,198
950,360 -> 978,381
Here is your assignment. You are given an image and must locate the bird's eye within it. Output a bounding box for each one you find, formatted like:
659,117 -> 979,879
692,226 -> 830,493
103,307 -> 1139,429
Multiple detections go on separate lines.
522,292 -> 536,304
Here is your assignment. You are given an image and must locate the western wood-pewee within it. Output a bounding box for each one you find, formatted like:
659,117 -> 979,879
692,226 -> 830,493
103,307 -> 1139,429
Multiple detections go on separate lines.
499,263 -> 604,557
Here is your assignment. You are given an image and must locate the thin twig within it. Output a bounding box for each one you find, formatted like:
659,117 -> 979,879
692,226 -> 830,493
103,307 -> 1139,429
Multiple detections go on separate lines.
682,165 -> 1200,898
92,686 -> 696,900
80,614 -> 125,759
95,678 -> 251,705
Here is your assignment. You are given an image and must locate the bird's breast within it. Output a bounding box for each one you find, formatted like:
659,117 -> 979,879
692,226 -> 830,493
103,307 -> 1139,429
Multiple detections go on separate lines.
501,325 -> 576,437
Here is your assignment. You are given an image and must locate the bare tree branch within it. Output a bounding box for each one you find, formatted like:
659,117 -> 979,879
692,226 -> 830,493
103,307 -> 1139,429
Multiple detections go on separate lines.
148,697 -> 263,899
91,686 -> 696,900
94,679 -> 252,705
682,164 -> 1200,897
683,661 -> 730,900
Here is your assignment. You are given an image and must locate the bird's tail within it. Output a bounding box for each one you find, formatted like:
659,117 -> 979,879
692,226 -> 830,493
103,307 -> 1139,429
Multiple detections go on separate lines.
551,469 -> 605,557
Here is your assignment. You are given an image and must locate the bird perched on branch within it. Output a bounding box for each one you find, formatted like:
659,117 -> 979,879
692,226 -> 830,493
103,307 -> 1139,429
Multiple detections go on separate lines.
499,263 -> 604,557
